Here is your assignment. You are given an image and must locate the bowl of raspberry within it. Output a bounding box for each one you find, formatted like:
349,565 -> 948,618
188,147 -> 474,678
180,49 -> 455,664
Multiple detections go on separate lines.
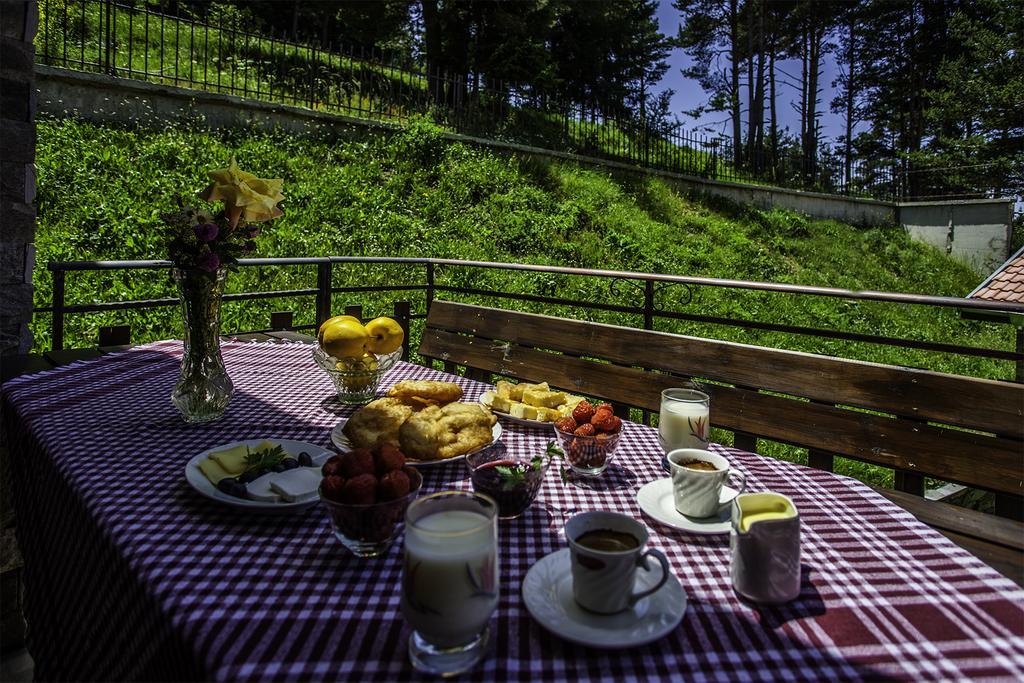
552,401 -> 624,476
319,444 -> 423,557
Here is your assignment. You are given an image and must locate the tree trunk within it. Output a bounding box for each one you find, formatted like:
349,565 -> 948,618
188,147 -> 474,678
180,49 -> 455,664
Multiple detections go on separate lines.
753,2 -> 765,173
769,46 -> 778,180
745,1 -> 755,167
844,13 -> 856,188
420,0 -> 444,103
729,0 -> 742,166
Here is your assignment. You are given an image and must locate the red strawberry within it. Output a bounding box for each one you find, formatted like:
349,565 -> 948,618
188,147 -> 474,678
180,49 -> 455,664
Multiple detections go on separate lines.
554,416 -> 578,433
343,473 -> 377,505
377,470 -> 411,501
574,423 -> 596,437
572,402 -> 596,424
321,475 -> 347,502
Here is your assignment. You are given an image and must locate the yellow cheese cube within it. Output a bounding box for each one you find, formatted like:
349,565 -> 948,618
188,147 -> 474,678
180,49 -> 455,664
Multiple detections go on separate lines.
209,444 -> 251,475
495,381 -> 514,399
537,407 -> 561,422
509,402 -> 538,420
198,458 -> 233,484
491,395 -> 514,413
563,395 -> 586,409
523,390 -> 567,408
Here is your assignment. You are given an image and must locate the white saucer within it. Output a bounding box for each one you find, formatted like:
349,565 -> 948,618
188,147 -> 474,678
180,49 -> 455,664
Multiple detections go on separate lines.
637,478 -> 735,535
522,549 -> 686,648
330,418 -> 501,468
185,439 -> 333,513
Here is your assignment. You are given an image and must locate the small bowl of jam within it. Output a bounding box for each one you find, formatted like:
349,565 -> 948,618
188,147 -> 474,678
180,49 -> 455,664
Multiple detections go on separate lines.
465,442 -> 549,519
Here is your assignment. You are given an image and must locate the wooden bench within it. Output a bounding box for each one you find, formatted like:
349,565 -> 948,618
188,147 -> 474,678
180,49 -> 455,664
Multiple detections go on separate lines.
419,300 -> 1024,585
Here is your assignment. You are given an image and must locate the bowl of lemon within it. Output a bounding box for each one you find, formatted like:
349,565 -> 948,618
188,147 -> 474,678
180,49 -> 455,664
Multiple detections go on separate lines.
313,314 -> 405,404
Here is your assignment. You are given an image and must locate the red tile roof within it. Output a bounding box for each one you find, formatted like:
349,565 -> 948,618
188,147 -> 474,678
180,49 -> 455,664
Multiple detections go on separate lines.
969,246 -> 1024,304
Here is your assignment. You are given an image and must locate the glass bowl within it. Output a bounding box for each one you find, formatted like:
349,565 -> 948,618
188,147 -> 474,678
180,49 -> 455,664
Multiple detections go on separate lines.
312,346 -> 402,404
319,467 -> 423,557
465,442 -> 549,519
552,425 -> 623,476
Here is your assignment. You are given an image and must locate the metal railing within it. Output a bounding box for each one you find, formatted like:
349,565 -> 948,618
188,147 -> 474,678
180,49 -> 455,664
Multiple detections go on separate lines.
37,0 -> 911,201
37,257 -> 1024,383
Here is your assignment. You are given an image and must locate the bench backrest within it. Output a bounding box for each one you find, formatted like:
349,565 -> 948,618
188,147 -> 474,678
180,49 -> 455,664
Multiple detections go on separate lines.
420,301 -> 1023,499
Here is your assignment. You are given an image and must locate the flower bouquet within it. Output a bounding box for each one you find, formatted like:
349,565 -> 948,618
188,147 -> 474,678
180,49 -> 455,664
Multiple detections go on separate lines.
163,158 -> 284,423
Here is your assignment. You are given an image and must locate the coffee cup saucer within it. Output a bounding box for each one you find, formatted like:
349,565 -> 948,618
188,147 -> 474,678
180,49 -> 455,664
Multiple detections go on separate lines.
522,549 -> 686,648
636,478 -> 735,535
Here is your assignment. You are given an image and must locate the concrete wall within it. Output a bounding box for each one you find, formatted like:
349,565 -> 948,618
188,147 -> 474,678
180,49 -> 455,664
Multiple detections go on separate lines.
899,200 -> 1013,274
1,1 -> 37,355
35,66 -> 1013,274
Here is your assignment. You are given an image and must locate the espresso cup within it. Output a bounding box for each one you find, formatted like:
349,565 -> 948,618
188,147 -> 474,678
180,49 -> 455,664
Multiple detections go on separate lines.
667,449 -> 747,518
565,511 -> 671,614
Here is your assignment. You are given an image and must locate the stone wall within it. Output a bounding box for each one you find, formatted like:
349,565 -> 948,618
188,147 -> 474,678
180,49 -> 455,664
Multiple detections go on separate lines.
1,0 -> 37,355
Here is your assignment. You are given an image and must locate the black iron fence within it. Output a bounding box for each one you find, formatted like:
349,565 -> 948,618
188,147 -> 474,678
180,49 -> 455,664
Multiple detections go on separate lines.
37,257 -> 1024,380
37,0 -> 910,200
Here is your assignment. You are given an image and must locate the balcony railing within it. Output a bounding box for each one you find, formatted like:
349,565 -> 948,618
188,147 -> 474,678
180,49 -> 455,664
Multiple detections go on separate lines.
37,257 -> 1024,381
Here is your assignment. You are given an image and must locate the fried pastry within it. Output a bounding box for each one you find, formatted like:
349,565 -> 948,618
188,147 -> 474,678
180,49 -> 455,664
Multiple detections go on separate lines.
399,403 -> 497,461
342,397 -> 413,449
387,380 -> 463,408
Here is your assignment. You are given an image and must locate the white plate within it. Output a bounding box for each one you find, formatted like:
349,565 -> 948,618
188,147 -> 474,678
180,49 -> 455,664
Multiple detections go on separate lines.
522,549 -> 686,648
479,393 -> 563,430
185,439 -> 333,513
330,419 -> 502,468
636,478 -> 735,535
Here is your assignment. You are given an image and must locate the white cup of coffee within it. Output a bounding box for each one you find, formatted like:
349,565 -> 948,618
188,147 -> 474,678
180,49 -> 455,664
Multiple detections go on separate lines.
667,449 -> 746,518
565,511 -> 671,614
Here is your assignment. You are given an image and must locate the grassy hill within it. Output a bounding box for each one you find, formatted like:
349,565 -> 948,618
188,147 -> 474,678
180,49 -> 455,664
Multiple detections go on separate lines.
33,115 -> 1011,485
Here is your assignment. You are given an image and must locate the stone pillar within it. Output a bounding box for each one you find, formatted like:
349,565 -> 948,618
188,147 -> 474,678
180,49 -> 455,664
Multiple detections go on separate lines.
0,0 -> 37,355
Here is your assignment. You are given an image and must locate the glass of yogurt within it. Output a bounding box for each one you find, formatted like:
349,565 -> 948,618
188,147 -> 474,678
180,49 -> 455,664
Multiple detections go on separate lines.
659,387 -> 711,452
402,491 -> 499,676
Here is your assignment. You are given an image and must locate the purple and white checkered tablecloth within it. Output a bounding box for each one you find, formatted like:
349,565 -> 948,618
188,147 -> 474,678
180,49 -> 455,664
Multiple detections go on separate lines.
3,340 -> 1023,681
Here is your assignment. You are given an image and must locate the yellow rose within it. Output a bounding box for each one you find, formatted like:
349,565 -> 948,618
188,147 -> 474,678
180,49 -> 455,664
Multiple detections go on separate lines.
199,157 -> 284,227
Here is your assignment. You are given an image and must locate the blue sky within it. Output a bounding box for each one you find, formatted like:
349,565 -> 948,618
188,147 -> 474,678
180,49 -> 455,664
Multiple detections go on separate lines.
653,1 -> 847,146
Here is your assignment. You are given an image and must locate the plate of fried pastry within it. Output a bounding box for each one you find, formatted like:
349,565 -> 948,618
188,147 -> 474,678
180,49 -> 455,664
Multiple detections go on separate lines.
331,379 -> 501,466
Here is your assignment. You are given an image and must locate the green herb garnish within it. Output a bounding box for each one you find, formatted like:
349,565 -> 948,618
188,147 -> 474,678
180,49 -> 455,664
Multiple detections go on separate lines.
243,444 -> 287,473
495,444 -> 563,491
496,465 -> 526,491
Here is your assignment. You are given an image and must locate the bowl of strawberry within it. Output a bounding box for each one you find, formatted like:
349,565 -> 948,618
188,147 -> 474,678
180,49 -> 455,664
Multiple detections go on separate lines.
552,401 -> 623,476
465,442 -> 551,519
319,444 -> 423,557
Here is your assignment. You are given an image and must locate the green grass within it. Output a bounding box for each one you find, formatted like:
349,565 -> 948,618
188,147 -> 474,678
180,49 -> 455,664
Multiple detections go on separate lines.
33,116 -> 1012,488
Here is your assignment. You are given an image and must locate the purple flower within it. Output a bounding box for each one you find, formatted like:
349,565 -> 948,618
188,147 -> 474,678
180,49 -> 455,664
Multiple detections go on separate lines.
198,250 -> 220,272
243,240 -> 257,253
245,225 -> 261,238
193,222 -> 219,242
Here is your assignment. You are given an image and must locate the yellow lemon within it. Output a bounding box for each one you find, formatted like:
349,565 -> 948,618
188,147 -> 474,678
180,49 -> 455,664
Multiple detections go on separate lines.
318,315 -> 360,346
320,318 -> 369,359
364,316 -> 404,355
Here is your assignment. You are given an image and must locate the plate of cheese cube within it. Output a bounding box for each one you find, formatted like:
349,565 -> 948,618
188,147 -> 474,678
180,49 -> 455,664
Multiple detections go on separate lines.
480,380 -> 589,428
185,438 -> 334,513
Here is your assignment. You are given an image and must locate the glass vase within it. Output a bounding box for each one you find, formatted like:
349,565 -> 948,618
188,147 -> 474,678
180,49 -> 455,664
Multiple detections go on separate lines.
171,266 -> 233,423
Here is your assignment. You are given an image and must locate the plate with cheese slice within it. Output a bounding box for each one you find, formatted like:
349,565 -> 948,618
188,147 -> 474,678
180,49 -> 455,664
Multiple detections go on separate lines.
185,438 -> 334,513
480,381 -> 589,428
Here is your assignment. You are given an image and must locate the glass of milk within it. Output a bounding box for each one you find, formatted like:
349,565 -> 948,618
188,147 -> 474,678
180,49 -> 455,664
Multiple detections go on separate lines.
659,388 -> 711,453
402,491 -> 499,676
